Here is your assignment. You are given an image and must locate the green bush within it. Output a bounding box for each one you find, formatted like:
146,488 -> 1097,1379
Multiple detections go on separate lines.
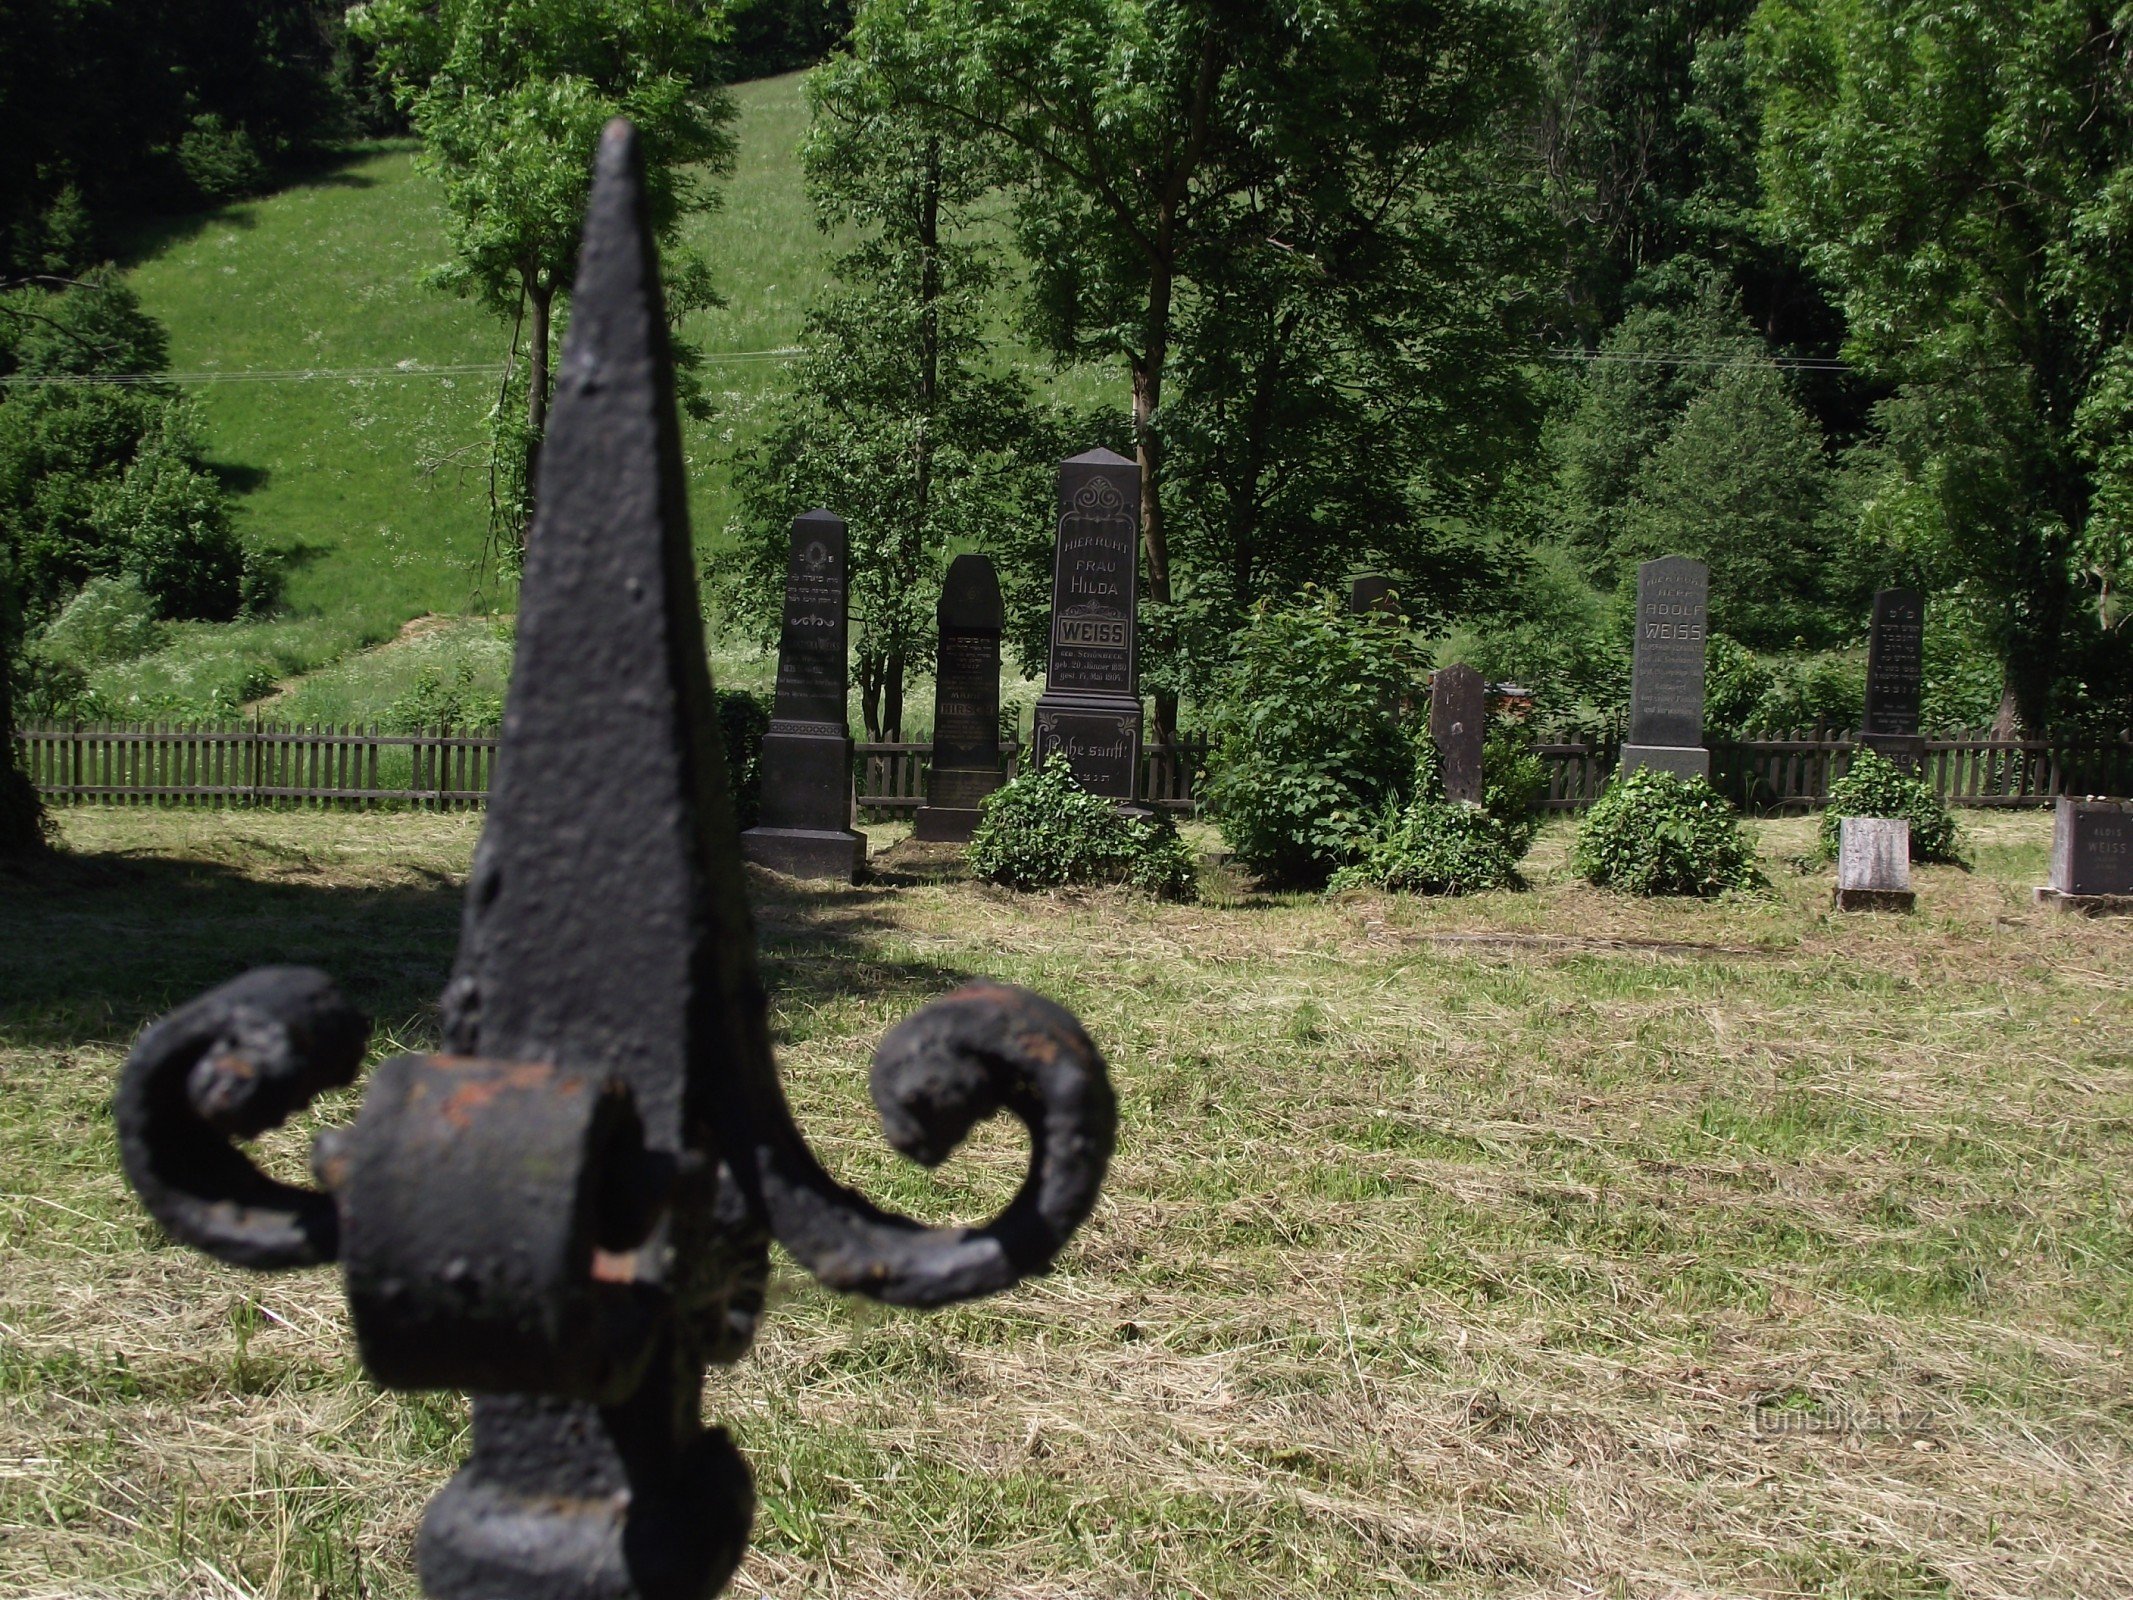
1201,595 -> 1418,888
717,688 -> 770,831
33,575 -> 163,666
1573,767 -> 1765,896
1331,799 -> 1521,896
176,114 -> 268,203
1817,747 -> 1964,863
383,659 -> 504,732
968,756 -> 1197,900
1332,735 -> 1538,896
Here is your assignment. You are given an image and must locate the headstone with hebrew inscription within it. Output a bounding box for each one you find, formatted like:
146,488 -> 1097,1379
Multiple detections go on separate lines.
1862,587 -> 1926,769
1430,663 -> 1486,805
913,553 -> 1006,842
2035,796 -> 2133,913
1032,449 -> 1143,802
1619,555 -> 1710,781
742,509 -> 866,881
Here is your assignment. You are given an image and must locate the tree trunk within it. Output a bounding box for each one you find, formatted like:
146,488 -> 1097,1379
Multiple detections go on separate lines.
524,277 -> 554,544
858,649 -> 885,743
0,628 -> 44,853
1132,284 -> 1177,748
884,646 -> 906,743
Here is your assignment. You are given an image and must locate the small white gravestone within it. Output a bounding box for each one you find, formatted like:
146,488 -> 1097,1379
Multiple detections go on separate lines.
1834,816 -> 1914,912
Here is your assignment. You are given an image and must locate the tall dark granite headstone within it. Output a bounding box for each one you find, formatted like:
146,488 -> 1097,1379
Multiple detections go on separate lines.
741,509 -> 866,881
2035,797 -> 2133,912
1032,448 -> 1142,802
913,553 -> 1005,843
1862,587 -> 1926,769
1350,575 -> 1401,617
1430,663 -> 1486,805
1620,555 -> 1710,780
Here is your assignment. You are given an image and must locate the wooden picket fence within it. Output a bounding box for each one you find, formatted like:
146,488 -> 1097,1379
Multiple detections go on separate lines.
11,722 -> 2126,815
1533,728 -> 2133,811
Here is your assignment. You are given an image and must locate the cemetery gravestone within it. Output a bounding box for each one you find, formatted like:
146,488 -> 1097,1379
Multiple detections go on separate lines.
742,509 -> 867,881
1834,816 -> 1915,912
1430,663 -> 1486,805
1032,448 -> 1143,803
1350,575 -> 1401,617
2034,797 -> 2133,913
1862,587 -> 1926,769
1620,555 -> 1711,781
913,554 -> 1006,843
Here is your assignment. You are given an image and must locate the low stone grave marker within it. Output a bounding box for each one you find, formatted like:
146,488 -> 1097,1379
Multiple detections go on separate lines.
1834,816 -> 1915,912
2035,797 -> 2133,913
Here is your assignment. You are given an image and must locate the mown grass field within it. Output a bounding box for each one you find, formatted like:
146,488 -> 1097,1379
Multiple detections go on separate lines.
2,807 -> 2127,1598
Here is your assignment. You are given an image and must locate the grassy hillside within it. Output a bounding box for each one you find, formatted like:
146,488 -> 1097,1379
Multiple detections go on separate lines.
102,75 -> 832,719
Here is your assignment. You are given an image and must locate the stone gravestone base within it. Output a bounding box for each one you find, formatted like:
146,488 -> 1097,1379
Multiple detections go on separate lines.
2034,796 -> 2133,914
1833,816 -> 1914,912
742,509 -> 866,883
1618,743 -> 1712,781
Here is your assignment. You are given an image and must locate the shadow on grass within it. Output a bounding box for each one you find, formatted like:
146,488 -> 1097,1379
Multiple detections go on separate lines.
0,847 -> 463,1052
107,145 -> 388,269
1,842 -> 988,1061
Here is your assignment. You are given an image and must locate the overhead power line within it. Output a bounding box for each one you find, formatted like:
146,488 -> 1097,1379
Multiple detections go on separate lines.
0,347 -> 803,389
1545,348 -> 1855,373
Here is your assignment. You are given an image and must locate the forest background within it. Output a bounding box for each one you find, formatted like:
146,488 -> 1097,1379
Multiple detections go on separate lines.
2,0 -> 2129,774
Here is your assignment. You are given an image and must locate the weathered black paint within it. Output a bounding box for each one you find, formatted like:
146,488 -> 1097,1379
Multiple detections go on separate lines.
113,121 -> 1114,1600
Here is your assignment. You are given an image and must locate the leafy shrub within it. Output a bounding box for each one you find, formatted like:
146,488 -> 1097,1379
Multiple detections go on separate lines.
968,756 -> 1197,900
1817,747 -> 1964,863
717,688 -> 770,831
1703,633 -> 1772,736
34,576 -> 163,666
1482,725 -> 1547,857
177,115 -> 268,203
1201,595 -> 1418,888
94,406 -> 247,619
1573,767 -> 1765,896
1331,800 -> 1521,896
1333,737 -> 1535,896
384,659 -> 504,732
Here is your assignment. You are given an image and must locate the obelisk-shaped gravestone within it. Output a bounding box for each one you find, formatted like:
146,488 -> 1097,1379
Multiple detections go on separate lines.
1430,663 -> 1486,805
741,509 -> 866,881
1619,555 -> 1711,780
1032,448 -> 1142,801
913,553 -> 1005,843
1862,587 -> 1926,769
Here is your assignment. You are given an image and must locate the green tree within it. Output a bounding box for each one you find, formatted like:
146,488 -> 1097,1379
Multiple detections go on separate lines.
721,53 -> 1057,740
1754,0 -> 2133,732
1621,362 -> 1841,646
351,0 -> 736,548
859,0 -> 1532,742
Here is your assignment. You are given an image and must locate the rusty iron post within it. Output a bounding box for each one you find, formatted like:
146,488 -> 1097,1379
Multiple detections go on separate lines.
114,121 -> 1114,1600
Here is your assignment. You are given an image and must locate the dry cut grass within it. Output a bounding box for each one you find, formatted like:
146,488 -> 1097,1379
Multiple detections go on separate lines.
1,806 -> 2128,1599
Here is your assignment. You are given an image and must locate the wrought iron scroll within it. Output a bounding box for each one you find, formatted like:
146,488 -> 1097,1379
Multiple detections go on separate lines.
114,121 -> 1113,1600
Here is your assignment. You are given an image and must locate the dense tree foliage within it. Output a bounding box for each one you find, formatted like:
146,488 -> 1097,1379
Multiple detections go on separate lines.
353,0 -> 738,550
1755,0 -> 2133,734
853,0 -> 1542,738
0,1 -> 362,277
721,51 -> 1063,739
